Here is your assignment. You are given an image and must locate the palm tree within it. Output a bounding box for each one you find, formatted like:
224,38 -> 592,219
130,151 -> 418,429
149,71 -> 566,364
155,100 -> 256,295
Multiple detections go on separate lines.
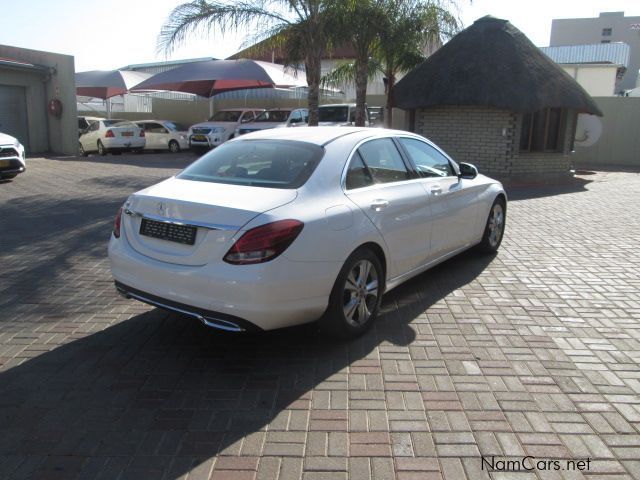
157,0 -> 336,126
323,0 -> 458,127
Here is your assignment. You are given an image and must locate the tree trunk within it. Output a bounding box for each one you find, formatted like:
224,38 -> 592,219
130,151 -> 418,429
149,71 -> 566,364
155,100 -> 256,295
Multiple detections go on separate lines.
305,42 -> 323,127
385,72 -> 395,128
354,51 -> 369,127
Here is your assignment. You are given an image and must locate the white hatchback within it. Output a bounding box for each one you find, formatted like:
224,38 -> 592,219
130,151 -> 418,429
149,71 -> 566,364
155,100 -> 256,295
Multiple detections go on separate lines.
136,120 -> 189,153
109,127 -> 506,338
79,119 -> 145,156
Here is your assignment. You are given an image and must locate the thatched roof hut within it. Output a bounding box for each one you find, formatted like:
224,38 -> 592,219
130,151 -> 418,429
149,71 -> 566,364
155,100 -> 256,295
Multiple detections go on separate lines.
393,16 -> 602,116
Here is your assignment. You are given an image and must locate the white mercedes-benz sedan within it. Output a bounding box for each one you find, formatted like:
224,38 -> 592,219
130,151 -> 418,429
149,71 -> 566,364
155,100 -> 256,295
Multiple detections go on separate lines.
109,127 -> 506,338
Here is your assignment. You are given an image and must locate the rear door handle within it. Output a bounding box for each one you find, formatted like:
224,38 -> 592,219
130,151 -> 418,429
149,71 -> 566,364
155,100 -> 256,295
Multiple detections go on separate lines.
371,199 -> 389,211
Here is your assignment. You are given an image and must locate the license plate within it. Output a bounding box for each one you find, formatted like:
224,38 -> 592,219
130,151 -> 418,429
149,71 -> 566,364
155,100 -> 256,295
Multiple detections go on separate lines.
121,131 -> 134,137
140,218 -> 197,245
0,160 -> 9,167
192,135 -> 207,142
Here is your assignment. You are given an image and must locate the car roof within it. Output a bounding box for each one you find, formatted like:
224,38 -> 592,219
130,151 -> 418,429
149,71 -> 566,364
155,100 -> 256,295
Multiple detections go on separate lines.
233,126 -> 422,146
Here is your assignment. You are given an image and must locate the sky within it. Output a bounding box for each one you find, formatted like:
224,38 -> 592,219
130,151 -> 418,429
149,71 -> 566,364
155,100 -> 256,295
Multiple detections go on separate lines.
1,0 -> 639,72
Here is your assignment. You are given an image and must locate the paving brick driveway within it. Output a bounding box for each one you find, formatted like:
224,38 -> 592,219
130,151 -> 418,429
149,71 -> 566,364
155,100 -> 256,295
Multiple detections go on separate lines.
0,154 -> 639,480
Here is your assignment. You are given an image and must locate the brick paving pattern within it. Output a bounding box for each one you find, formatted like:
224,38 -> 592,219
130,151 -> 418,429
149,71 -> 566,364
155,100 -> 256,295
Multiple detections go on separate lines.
0,154 -> 639,480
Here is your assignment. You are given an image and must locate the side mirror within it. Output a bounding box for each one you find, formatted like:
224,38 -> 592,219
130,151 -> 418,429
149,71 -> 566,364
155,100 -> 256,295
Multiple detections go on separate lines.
459,162 -> 478,180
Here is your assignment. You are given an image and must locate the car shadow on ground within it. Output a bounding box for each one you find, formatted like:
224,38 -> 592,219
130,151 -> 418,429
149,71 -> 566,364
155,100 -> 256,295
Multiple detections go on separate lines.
75,151 -> 199,170
0,250 -> 496,479
505,174 -> 593,201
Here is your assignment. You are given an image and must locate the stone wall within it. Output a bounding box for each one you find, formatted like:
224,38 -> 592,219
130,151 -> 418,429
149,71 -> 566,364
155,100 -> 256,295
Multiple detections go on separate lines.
414,106 -> 575,181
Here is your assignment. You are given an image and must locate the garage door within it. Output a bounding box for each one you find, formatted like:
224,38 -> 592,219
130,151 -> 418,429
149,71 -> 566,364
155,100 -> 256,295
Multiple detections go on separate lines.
0,85 -> 29,149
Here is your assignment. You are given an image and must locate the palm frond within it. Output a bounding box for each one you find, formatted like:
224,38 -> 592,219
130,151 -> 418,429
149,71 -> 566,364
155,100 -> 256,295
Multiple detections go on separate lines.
157,0 -> 291,55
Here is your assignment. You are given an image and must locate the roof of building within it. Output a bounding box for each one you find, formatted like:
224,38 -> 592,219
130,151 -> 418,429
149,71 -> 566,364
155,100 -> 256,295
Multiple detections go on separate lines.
0,56 -> 50,73
540,43 -> 630,67
393,16 -> 602,115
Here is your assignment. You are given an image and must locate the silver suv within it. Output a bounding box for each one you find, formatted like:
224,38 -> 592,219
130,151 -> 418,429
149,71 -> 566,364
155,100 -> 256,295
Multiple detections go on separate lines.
189,109 -> 264,150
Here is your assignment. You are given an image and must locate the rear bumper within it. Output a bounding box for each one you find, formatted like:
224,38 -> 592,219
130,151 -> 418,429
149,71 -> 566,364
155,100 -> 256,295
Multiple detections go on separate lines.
115,281 -> 261,332
104,138 -> 145,150
108,234 -> 340,331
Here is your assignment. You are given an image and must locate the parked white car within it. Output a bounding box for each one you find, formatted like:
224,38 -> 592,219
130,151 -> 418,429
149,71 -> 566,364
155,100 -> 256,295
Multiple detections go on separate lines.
189,109 -> 263,150
319,103 -> 370,126
109,127 -> 506,338
77,116 -> 102,137
79,119 -> 145,156
235,108 -> 308,136
0,132 -> 26,180
136,120 -> 189,153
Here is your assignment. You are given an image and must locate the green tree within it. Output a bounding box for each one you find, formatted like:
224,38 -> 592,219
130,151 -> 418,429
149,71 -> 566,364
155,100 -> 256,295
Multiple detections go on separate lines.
323,0 -> 458,127
158,0 -> 336,126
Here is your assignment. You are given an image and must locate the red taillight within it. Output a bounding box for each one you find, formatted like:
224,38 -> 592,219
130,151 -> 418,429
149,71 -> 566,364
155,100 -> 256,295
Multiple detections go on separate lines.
105,129 -> 115,138
223,219 -> 304,265
140,129 -> 145,137
113,207 -> 123,238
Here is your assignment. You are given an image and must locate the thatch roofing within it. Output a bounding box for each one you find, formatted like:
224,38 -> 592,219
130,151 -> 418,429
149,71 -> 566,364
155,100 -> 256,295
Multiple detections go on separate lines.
393,16 -> 602,115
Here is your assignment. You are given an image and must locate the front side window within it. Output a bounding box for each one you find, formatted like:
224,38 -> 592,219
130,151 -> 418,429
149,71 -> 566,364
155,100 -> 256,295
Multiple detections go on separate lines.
351,138 -> 409,186
520,108 -> 564,152
177,140 -> 324,189
398,138 -> 454,177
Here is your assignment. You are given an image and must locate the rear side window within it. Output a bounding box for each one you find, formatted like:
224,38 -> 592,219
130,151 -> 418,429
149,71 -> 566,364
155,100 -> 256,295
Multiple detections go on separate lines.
399,138 -> 454,177
345,152 -> 374,189
177,140 -> 324,189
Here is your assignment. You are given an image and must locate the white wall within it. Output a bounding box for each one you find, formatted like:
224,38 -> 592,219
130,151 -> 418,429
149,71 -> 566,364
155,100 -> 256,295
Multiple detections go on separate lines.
560,64 -> 619,97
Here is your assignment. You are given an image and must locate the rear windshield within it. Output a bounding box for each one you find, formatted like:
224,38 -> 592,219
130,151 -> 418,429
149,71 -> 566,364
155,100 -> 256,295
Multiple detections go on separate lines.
254,110 -> 290,122
210,111 -> 242,122
103,120 -> 135,127
177,139 -> 324,189
319,106 -> 349,123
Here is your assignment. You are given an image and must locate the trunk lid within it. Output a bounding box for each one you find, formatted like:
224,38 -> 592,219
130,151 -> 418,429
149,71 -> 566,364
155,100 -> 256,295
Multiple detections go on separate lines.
122,177 -> 297,266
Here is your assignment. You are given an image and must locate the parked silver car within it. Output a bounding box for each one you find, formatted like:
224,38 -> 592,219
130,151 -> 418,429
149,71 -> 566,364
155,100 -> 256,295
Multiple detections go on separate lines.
235,108 -> 309,136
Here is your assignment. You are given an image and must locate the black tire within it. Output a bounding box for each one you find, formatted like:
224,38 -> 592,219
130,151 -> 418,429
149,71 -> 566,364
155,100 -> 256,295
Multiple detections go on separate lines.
477,196 -> 506,253
78,143 -> 88,157
168,140 -> 180,153
321,248 -> 384,339
97,141 -> 107,156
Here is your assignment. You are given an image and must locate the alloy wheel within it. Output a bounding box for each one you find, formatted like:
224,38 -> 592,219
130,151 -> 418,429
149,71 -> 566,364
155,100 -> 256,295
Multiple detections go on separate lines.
488,203 -> 504,248
342,259 -> 379,327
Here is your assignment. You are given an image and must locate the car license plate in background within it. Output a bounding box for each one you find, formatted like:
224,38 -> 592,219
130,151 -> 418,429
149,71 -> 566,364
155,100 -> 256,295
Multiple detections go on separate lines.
140,218 -> 197,245
121,131 -> 134,137
0,160 -> 9,168
192,135 -> 207,141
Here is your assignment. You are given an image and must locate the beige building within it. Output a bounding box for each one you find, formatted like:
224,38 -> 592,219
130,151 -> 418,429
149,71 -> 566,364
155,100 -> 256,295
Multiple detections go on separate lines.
540,43 -> 630,97
0,44 -> 77,155
550,12 -> 640,92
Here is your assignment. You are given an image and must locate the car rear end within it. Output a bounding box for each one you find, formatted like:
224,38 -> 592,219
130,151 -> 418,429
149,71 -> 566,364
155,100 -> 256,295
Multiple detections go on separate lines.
108,138 -> 337,331
102,121 -> 145,152
0,133 -> 26,179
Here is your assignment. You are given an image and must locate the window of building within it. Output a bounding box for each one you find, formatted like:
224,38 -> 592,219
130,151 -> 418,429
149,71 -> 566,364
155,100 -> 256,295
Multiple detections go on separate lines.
602,27 -> 612,36
601,40 -> 611,44
520,108 -> 565,153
